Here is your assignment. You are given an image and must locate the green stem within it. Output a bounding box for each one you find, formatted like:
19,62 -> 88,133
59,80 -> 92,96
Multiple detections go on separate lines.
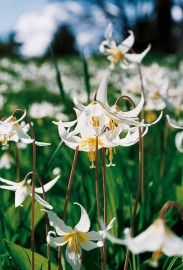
102,148 -> 107,270
58,146 -> 79,270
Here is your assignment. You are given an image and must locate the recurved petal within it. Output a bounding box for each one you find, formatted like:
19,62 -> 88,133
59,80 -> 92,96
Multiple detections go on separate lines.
74,203 -> 90,233
118,30 -> 134,54
125,44 -> 151,63
35,175 -> 60,194
87,231 -> 104,242
73,96 -> 86,111
175,131 -> 183,153
13,124 -> 32,142
0,177 -> 19,186
0,185 -> 18,191
15,185 -> 29,207
66,244 -> 81,270
166,115 -> 183,129
47,231 -> 69,248
163,226 -> 183,256
96,72 -> 109,106
44,210 -> 73,235
113,94 -> 144,118
35,141 -> 51,146
33,193 -> 53,209
53,119 -> 78,128
80,239 -> 103,251
11,110 -> 26,124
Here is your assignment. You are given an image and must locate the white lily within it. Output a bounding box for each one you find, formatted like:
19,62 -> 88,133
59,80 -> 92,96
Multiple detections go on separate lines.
45,203 -> 115,270
105,218 -> 183,266
99,23 -> 151,69
54,74 -> 152,167
0,111 -> 51,147
0,175 -> 60,209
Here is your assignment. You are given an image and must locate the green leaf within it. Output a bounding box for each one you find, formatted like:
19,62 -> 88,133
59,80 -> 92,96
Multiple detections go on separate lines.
5,241 -> 57,270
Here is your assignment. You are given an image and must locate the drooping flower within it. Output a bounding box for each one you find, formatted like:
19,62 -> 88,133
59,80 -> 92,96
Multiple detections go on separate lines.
54,73 -> 148,167
45,203 -> 115,270
99,23 -> 151,69
104,218 -> 183,266
0,111 -> 50,147
0,175 -> 60,209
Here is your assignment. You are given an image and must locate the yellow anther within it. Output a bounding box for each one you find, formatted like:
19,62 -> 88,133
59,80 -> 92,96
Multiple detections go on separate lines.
108,47 -> 125,64
145,112 -> 157,123
63,231 -> 89,254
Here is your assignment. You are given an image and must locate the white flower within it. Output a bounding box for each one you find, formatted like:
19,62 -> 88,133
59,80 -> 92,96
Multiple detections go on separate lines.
29,102 -> 62,119
0,111 -> 50,147
0,152 -> 14,169
105,218 -> 183,266
0,175 -> 60,209
54,74 -> 150,167
45,203 -> 115,270
99,23 -> 151,69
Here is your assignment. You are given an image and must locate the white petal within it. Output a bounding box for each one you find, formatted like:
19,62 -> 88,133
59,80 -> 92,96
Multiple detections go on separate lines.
125,219 -> 165,254
175,131 -> 183,153
114,94 -> 144,118
73,96 -> 86,111
35,175 -> 60,194
35,141 -> 51,146
87,231 -> 104,242
34,193 -> 53,209
44,210 -> 73,235
0,177 -> 19,186
20,138 -> 34,144
11,110 -> 26,124
47,231 -> 69,248
166,115 -> 183,129
15,185 -> 29,207
66,244 -> 81,270
53,119 -> 78,128
74,203 -> 90,233
0,185 -> 18,191
163,227 -> 183,256
96,72 -> 109,106
147,111 -> 163,126
118,30 -> 134,54
125,44 -> 151,63
13,124 -> 32,142
80,239 -> 102,251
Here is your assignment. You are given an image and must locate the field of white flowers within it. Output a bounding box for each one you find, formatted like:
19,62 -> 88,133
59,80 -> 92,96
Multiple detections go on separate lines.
0,26 -> 183,270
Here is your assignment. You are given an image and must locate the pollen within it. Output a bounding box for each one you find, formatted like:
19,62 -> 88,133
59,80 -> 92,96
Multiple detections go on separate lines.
63,231 -> 89,254
146,112 -> 157,123
108,47 -> 125,64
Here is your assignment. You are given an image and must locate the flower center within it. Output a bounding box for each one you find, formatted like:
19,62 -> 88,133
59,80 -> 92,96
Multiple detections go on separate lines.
63,231 -> 89,254
108,48 -> 125,65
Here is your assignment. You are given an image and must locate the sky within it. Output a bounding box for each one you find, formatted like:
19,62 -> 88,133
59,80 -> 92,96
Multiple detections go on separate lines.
0,0 -> 47,37
0,0 -> 182,57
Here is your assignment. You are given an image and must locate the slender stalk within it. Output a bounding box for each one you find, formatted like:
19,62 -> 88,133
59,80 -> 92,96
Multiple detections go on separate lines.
15,143 -> 21,238
137,63 -> 145,203
95,136 -> 101,222
13,109 -> 36,270
24,171 -> 51,270
159,119 -> 169,202
158,201 -> 183,220
102,148 -> 107,270
95,136 -> 104,270
124,127 -> 143,270
57,146 -> 79,270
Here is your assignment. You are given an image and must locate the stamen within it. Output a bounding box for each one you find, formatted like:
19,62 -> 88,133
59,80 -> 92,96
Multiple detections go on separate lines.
106,148 -> 116,167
